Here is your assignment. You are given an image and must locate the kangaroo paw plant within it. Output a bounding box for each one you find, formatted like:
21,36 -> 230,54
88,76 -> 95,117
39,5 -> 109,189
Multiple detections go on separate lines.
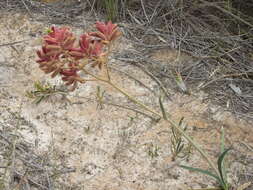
34,22 -> 233,190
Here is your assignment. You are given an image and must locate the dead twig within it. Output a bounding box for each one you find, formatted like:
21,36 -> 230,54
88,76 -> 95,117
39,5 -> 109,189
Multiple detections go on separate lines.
109,65 -> 155,94
116,56 -> 173,101
0,39 -> 29,47
14,171 -> 48,190
20,0 -> 33,18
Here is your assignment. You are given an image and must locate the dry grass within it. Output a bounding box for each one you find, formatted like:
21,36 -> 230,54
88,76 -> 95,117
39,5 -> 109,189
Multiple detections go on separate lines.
107,0 -> 253,119
0,109 -> 76,189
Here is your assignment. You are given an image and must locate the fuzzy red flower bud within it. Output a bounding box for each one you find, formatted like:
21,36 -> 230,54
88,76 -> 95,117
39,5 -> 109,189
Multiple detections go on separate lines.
59,64 -> 85,91
89,21 -> 121,43
69,34 -> 104,60
36,27 -> 77,79
36,46 -> 59,63
44,26 -> 75,49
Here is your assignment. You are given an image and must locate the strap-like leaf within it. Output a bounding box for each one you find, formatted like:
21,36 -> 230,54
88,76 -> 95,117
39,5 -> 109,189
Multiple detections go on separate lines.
180,165 -> 222,185
34,81 -> 44,91
35,96 -> 44,105
217,148 -> 232,186
220,127 -> 227,185
179,117 -> 185,127
176,141 -> 183,151
175,72 -> 188,92
159,96 -> 167,120
220,127 -> 225,154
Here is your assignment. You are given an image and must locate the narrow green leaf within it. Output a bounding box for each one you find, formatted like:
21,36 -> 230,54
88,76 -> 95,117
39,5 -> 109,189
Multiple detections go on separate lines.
34,81 -> 44,91
171,127 -> 176,138
35,96 -> 44,105
97,86 -> 100,94
178,117 -> 184,127
180,165 -> 222,184
175,72 -> 187,92
159,96 -> 167,120
176,140 -> 182,150
25,91 -> 34,98
217,148 -> 231,186
220,127 -> 227,185
220,127 -> 225,153
177,144 -> 184,152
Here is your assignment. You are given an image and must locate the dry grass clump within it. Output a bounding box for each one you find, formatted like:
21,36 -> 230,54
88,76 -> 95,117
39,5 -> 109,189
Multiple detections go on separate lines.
0,110 -> 76,189
93,0 -> 253,119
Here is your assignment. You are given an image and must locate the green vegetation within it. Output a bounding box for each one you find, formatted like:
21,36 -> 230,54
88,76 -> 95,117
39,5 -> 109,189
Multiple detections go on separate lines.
180,127 -> 231,190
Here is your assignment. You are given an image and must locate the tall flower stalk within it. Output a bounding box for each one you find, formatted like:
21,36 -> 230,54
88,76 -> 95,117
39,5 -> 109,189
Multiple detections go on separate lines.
36,21 -> 224,184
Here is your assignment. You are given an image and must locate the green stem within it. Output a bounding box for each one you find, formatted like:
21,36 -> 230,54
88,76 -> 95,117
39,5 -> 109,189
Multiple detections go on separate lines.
109,81 -> 220,178
81,69 -> 108,83
81,68 -> 220,179
105,45 -> 112,81
166,117 -> 220,178
109,82 -> 161,117
105,63 -> 111,81
82,68 -> 160,117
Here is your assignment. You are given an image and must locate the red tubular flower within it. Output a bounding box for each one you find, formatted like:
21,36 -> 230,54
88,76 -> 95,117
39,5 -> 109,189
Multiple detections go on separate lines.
69,34 -> 104,60
89,40 -> 103,57
89,41 -> 106,69
43,26 -> 76,57
44,26 -> 75,48
36,45 -> 64,78
79,34 -> 91,54
89,21 -> 121,43
36,46 -> 57,63
36,46 -> 60,74
78,34 -> 104,57
59,62 -> 85,91
36,26 -> 77,79
68,34 -> 91,59
71,34 -> 91,59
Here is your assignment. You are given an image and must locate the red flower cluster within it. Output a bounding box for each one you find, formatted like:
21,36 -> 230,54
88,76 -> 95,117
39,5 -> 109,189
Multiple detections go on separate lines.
89,21 -> 121,43
68,34 -> 103,60
36,21 -> 121,90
